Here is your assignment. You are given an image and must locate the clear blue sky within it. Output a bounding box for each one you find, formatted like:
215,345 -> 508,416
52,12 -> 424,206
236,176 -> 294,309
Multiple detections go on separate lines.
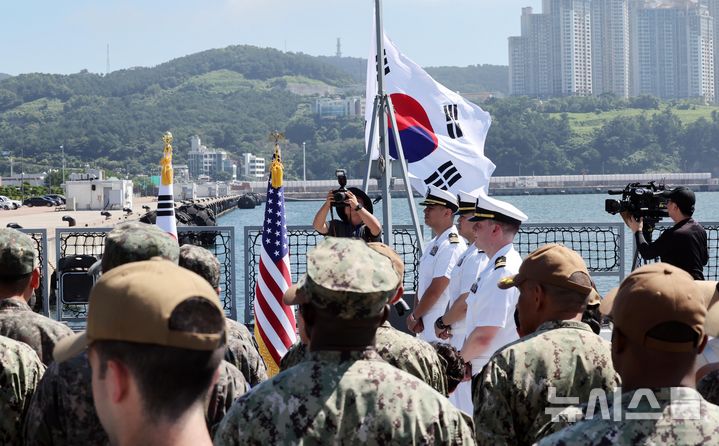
1,0 -> 542,75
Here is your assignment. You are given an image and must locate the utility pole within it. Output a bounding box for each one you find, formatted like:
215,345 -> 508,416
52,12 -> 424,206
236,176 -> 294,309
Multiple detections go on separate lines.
60,145 -> 65,189
302,142 -> 306,183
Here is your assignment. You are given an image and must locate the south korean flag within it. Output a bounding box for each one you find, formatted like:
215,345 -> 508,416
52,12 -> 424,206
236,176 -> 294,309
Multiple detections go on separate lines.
365,27 -> 496,197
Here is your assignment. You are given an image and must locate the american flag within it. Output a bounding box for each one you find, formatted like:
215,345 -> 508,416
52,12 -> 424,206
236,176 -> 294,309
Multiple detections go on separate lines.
253,171 -> 297,375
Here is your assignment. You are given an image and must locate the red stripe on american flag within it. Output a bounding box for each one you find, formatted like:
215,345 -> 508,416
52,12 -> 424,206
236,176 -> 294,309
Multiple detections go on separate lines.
255,318 -> 281,366
256,277 -> 294,348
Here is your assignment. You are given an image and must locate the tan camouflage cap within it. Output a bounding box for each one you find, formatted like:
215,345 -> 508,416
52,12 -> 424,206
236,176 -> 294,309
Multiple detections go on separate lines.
101,221 -> 180,273
0,227 -> 37,276
179,244 -> 220,289
283,238 -> 400,319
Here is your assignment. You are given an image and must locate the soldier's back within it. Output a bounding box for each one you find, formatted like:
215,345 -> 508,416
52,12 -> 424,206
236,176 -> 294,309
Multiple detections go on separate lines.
474,320 -> 618,446
279,324 -> 448,395
0,334 -> 45,446
538,387 -> 719,445
225,318 -> 268,386
375,321 -> 448,395
214,349 -> 475,446
0,298 -> 73,365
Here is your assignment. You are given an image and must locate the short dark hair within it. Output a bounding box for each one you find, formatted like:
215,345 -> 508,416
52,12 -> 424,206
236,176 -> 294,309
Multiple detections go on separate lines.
0,272 -> 32,296
92,297 -> 225,421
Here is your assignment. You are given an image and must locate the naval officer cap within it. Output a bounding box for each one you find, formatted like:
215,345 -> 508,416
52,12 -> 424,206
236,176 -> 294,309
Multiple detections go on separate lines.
469,191 -> 528,225
455,190 -> 478,215
419,185 -> 459,213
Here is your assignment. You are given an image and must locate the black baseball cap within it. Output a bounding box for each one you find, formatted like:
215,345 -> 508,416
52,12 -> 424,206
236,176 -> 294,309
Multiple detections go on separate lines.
660,187 -> 695,214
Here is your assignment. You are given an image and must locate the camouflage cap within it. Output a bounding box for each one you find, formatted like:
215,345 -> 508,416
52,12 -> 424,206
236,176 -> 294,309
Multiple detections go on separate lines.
0,227 -> 37,276
101,221 -> 180,273
283,238 -> 400,319
179,244 -> 220,289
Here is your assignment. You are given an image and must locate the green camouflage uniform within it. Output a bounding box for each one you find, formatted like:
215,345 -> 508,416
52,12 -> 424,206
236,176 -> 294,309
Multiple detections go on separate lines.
473,320 -> 619,446
225,318 -> 268,387
0,334 -> 45,446
23,354 -> 247,445
214,238 -> 474,445
698,369 -> 719,405
215,349 -> 474,446
280,321 -> 448,395
538,387 -> 719,445
0,227 -> 73,365
0,298 -> 73,365
179,244 -> 268,386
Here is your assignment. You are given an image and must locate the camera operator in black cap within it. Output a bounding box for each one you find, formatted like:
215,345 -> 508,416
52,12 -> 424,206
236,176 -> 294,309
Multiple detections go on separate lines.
312,183 -> 382,242
622,186 -> 708,279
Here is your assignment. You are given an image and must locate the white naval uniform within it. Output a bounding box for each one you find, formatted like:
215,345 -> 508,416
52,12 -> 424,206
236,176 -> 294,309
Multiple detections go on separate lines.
416,226 -> 466,343
463,242 -> 522,377
447,244 -> 488,414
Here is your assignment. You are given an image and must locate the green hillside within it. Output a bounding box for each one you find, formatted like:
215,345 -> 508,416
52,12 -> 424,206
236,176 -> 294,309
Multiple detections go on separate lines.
2,44 -> 719,181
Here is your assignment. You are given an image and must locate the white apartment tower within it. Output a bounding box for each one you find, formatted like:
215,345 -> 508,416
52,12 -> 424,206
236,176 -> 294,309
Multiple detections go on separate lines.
707,0 -> 719,102
545,0 -> 594,96
637,1 -> 714,102
592,0 -> 631,97
509,8 -> 552,96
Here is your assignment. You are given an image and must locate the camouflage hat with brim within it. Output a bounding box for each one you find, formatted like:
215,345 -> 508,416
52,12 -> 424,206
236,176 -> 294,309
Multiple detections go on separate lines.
0,228 -> 37,276
101,221 -> 180,273
283,238 -> 399,319
179,244 -> 220,289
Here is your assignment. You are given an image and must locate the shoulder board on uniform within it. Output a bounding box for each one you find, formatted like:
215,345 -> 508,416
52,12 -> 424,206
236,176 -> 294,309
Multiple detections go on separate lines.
448,233 -> 460,244
494,256 -> 507,270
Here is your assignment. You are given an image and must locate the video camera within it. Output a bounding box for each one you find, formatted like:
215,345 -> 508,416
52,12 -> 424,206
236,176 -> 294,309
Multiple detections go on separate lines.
332,169 -> 348,207
605,181 -> 669,228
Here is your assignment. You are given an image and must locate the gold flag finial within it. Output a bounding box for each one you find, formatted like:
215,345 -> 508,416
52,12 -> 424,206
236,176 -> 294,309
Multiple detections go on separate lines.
269,131 -> 284,188
160,131 -> 174,186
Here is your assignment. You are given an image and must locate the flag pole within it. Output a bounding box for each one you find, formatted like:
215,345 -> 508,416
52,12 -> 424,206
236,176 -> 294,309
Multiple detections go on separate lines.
374,0 -> 393,248
386,95 -> 424,253
362,95 -> 381,192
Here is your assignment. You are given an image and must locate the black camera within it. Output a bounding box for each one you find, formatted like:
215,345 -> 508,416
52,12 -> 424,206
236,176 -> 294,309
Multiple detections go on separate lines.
332,169 -> 348,206
605,181 -> 669,223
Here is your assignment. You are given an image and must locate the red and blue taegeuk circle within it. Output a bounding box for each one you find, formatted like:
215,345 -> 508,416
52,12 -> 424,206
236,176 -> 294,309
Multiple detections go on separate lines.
387,93 -> 438,163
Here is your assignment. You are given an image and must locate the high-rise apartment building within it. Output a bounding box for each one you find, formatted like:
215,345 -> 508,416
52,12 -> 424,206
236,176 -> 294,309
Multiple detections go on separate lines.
509,0 -> 714,102
637,1 -> 714,102
509,7 -> 552,96
707,0 -> 719,101
592,0 -> 631,97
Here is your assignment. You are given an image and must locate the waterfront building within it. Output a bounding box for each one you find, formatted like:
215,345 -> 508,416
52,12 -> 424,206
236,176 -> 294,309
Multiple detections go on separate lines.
187,135 -> 233,180
240,153 -> 265,179
313,97 -> 365,120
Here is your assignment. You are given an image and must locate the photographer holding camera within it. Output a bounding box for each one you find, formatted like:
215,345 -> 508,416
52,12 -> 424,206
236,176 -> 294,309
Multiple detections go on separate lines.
622,186 -> 708,280
312,170 -> 382,242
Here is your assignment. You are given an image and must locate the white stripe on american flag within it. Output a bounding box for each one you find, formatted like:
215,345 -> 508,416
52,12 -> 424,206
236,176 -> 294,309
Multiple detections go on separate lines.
257,253 -> 296,339
259,248 -> 291,293
254,295 -> 291,356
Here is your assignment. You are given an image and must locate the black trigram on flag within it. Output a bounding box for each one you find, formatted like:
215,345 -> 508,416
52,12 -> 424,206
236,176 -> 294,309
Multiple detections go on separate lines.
424,161 -> 462,190
375,49 -> 390,79
444,104 -> 463,139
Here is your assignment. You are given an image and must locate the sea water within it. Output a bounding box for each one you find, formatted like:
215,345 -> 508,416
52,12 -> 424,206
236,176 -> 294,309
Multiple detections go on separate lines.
220,192 -> 719,322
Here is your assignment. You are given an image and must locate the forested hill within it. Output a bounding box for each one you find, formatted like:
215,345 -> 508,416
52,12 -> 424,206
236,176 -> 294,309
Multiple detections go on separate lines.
0,74 -> 11,81
0,44 -> 509,179
0,45 -> 356,176
3,44 -> 719,182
